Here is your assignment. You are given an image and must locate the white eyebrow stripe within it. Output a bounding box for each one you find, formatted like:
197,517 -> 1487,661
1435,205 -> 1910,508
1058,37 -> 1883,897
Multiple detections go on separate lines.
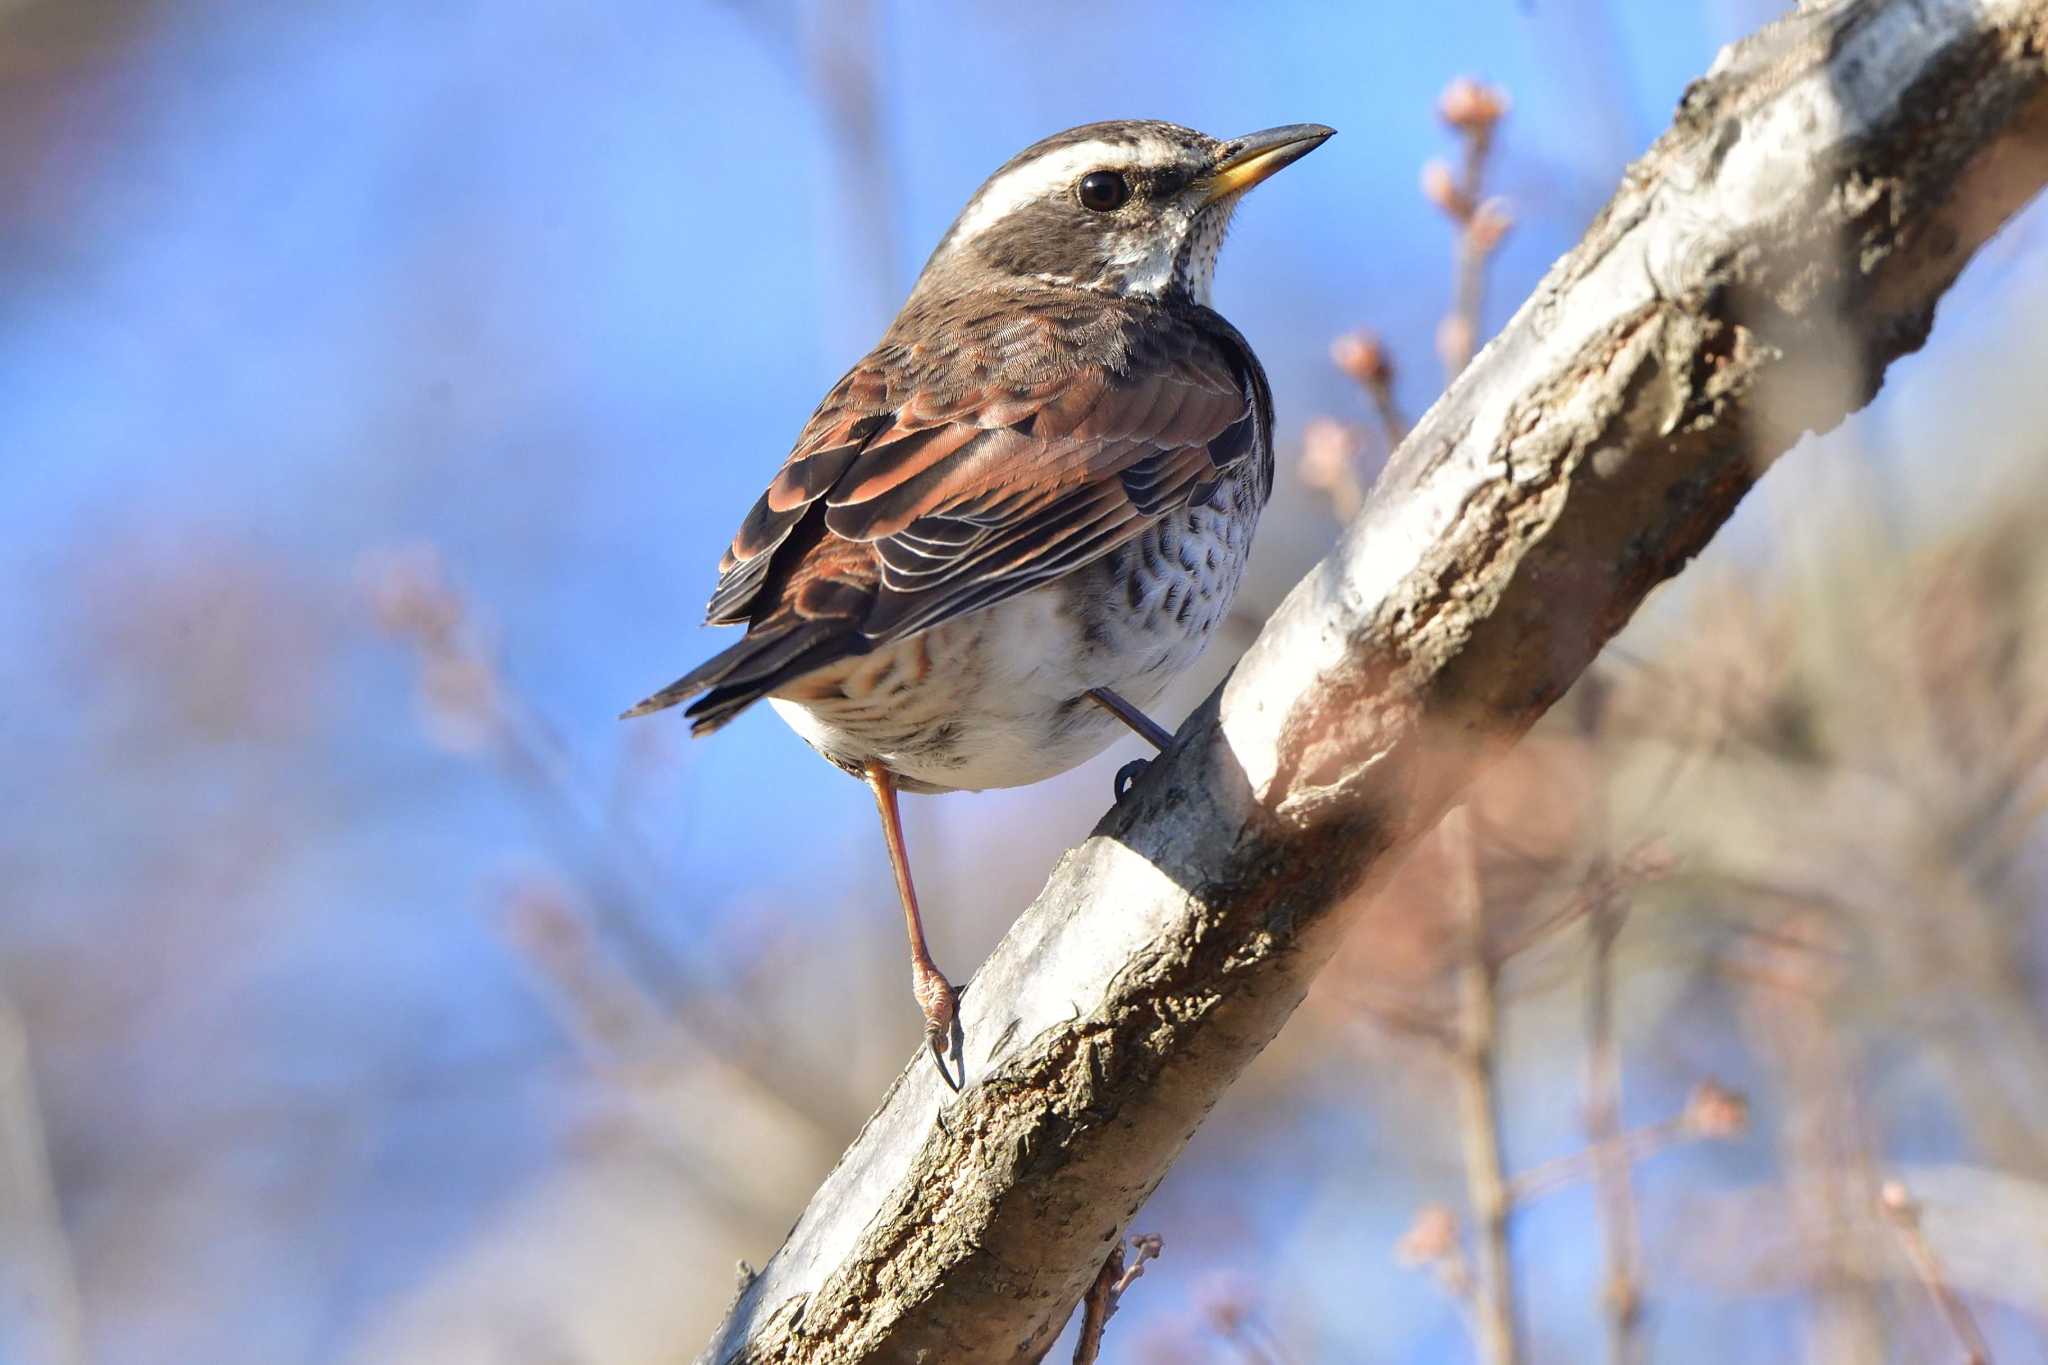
944,135 -> 1184,246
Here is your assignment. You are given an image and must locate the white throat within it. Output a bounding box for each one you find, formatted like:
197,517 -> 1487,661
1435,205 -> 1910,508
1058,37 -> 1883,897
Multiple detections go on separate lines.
1121,202 -> 1233,303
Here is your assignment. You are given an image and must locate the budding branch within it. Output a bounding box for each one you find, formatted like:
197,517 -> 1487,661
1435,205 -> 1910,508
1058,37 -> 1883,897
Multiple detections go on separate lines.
705,2 -> 2048,1359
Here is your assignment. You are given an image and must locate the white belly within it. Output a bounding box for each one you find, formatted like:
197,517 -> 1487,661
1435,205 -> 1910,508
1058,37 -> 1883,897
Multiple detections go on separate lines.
770,486 -> 1257,793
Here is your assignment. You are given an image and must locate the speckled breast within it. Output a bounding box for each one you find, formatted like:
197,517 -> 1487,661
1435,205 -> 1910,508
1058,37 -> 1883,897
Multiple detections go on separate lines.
769,462 -> 1265,795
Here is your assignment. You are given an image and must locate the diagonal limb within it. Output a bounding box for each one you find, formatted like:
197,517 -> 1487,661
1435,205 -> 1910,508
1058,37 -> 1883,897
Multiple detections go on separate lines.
864,762 -> 965,1091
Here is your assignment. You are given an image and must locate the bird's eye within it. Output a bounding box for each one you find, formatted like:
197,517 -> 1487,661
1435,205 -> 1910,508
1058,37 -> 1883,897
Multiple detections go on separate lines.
1077,170 -> 1131,212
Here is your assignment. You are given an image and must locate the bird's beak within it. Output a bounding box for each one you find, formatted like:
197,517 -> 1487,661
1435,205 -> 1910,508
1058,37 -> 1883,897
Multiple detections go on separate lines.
1202,123 -> 1335,203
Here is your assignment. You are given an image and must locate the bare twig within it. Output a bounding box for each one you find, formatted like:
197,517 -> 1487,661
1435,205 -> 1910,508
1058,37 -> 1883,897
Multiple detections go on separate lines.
1070,1233 -> 1163,1365
1116,1233 -> 1163,1294
497,879 -> 669,1059
1583,866 -> 1643,1365
1341,989 -> 1461,1051
1196,1273 -> 1288,1365
1880,1180 -> 1997,1365
1397,1203 -> 1479,1320
1069,1244 -> 1122,1365
1492,841 -> 1677,961
1298,416 -> 1369,522
1444,806 -> 1521,1365
1331,330 -> 1409,448
1572,718 -> 1670,1365
1312,80 -> 1505,523
1427,77 -> 1513,380
1510,1082 -> 1749,1203
363,547 -> 843,1147
1733,911 -> 1888,1359
362,545 -> 699,1006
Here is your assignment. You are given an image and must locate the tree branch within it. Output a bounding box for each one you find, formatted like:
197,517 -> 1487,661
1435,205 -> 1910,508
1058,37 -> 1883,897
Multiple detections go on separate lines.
704,2 -> 2048,1358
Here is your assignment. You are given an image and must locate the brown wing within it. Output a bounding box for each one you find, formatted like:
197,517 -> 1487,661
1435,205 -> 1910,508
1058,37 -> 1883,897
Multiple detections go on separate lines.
624,306 -> 1267,732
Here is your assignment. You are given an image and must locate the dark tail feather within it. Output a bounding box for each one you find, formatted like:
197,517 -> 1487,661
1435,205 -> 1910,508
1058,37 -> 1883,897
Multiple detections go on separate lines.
619,621 -> 856,735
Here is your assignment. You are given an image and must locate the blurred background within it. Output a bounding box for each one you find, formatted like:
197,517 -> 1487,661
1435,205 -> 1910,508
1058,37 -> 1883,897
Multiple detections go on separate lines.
3,0 -> 2046,1361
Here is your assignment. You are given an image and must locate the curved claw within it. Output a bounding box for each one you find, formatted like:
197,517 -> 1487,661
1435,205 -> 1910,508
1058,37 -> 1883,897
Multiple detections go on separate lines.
915,969 -> 966,1093
1114,757 -> 1152,804
927,1014 -> 966,1093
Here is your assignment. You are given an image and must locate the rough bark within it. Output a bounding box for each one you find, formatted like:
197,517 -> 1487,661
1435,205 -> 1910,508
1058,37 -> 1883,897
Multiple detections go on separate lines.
705,1 -> 2048,1359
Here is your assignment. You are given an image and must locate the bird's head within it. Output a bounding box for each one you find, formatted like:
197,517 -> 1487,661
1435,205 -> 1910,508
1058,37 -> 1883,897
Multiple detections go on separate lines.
912,120 -> 1333,306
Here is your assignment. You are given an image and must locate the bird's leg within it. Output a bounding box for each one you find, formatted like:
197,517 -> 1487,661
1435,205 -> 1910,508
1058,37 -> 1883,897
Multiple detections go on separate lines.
1087,687 -> 1175,750
1087,688 -> 1172,802
864,762 -> 964,1091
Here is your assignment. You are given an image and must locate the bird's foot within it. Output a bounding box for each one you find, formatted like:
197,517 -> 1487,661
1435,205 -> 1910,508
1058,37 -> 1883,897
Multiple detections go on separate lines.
914,961 -> 965,1092
1114,757 -> 1151,804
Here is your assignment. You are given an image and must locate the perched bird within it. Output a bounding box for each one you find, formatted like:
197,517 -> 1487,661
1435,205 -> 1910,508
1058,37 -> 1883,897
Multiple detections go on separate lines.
625,119 -> 1332,1086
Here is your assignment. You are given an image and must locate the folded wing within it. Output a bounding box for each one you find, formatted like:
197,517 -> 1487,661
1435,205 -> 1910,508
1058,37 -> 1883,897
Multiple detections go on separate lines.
625,306 -> 1268,733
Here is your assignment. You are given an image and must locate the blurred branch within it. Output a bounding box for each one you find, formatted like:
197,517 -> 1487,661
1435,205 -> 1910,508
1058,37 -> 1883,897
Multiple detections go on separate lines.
1193,1277 -> 1290,1365
1444,807 -> 1521,1365
362,545 -> 699,1006
1879,1179 -> 1997,1364
1427,77 -> 1514,381
1332,330 -> 1407,448
0,1002 -> 83,1365
1493,840 -> 1674,961
1510,1082 -> 1749,1204
1668,1164 -> 2048,1314
364,548 -> 847,1159
1582,862 -> 1643,1365
1397,1204 -> 1479,1322
721,0 -> 902,332
1312,77 -> 1504,521
1735,907 -> 1890,1358
805,0 -> 901,321
704,3 -> 2048,1358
